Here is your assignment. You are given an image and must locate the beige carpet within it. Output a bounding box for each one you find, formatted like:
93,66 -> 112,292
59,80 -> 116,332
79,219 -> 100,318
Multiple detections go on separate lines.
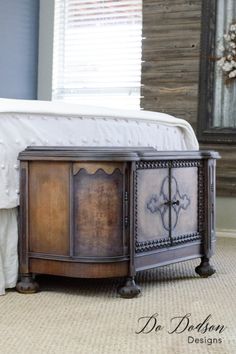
0,238 -> 236,354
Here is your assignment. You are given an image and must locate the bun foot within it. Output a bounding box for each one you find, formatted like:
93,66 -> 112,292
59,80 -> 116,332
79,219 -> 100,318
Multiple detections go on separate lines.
118,277 -> 141,298
16,275 -> 39,294
195,257 -> 216,278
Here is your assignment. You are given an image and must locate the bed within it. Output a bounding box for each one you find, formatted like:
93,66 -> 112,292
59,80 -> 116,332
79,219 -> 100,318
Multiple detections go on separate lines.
0,98 -> 199,295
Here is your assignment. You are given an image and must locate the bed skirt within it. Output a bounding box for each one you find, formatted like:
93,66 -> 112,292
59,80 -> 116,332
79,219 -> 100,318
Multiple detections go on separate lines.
0,208 -> 18,295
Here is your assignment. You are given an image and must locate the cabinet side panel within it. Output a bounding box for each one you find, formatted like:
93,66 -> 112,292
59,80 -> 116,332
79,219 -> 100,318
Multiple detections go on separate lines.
29,162 -> 70,255
73,167 -> 123,257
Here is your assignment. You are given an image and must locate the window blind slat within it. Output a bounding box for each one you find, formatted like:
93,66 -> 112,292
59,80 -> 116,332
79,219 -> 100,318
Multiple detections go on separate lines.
53,0 -> 142,109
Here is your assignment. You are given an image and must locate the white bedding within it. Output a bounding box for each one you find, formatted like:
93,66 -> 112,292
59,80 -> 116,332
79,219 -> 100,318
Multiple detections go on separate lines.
0,98 -> 199,294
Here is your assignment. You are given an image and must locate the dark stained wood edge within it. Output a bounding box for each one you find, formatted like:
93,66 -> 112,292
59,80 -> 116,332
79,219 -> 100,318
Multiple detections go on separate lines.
139,151 -> 220,160
18,147 -> 220,161
30,259 -> 129,278
129,161 -> 136,277
72,165 -> 123,176
122,162 -> 129,256
19,161 -> 29,274
69,162 -> 74,258
28,252 -> 129,263
203,159 -> 216,258
135,241 -> 206,272
18,146 -> 156,161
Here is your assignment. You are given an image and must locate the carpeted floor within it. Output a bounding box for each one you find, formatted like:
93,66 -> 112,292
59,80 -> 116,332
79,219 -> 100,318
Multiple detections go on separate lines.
0,237 -> 236,354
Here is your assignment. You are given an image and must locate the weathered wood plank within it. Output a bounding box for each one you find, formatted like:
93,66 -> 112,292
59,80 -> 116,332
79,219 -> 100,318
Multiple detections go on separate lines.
141,94 -> 198,109
142,39 -> 200,49
143,28 -> 201,38
143,1 -> 201,14
141,97 -> 197,111
143,0 -> 201,6
142,72 -> 199,84
142,59 -> 199,73
142,84 -> 198,99
143,24 -> 201,37
143,12 -> 201,24
142,48 -> 199,60
141,0 -> 201,129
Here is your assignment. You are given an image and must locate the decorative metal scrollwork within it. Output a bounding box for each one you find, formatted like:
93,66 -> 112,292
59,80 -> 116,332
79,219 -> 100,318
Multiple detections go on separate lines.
147,176 -> 190,231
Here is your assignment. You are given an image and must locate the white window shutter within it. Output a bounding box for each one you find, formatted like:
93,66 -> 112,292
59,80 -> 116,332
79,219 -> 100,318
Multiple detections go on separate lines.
52,0 -> 142,109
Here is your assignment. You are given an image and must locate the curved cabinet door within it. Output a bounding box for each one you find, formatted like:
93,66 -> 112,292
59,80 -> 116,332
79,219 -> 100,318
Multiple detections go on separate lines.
73,162 -> 126,258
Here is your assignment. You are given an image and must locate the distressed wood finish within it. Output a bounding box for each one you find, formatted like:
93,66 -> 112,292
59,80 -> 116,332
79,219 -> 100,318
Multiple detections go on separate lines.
73,162 -> 124,176
30,259 -> 129,278
136,168 -> 170,244
141,0 -> 202,129
29,162 -> 70,255
17,147 -> 219,297
171,167 -> 198,238
73,167 -> 124,257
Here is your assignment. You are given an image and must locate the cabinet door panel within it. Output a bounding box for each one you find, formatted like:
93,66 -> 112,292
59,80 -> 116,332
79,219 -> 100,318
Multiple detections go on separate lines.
73,165 -> 124,257
136,168 -> 170,246
29,162 -> 70,255
171,167 -> 198,238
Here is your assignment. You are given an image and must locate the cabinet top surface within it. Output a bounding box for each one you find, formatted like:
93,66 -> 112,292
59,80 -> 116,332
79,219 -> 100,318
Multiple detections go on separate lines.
18,146 -> 220,161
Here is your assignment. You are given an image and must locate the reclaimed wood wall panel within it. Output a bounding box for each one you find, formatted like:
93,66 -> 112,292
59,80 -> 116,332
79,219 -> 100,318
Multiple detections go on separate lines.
141,0 -> 202,131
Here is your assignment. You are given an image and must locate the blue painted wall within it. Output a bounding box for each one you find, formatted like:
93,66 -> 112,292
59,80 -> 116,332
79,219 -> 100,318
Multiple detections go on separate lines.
0,0 -> 39,99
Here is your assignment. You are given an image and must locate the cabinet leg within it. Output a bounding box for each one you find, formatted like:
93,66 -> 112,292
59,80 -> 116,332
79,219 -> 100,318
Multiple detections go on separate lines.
16,274 -> 39,294
195,256 -> 216,278
118,277 -> 141,298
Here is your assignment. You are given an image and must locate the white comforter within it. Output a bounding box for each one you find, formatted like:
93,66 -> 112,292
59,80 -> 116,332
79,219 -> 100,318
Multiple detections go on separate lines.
0,98 -> 199,294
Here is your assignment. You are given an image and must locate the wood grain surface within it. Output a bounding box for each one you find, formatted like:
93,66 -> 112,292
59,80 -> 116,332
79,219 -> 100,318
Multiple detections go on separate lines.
141,0 -> 202,130
73,167 -> 124,257
29,161 -> 70,255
